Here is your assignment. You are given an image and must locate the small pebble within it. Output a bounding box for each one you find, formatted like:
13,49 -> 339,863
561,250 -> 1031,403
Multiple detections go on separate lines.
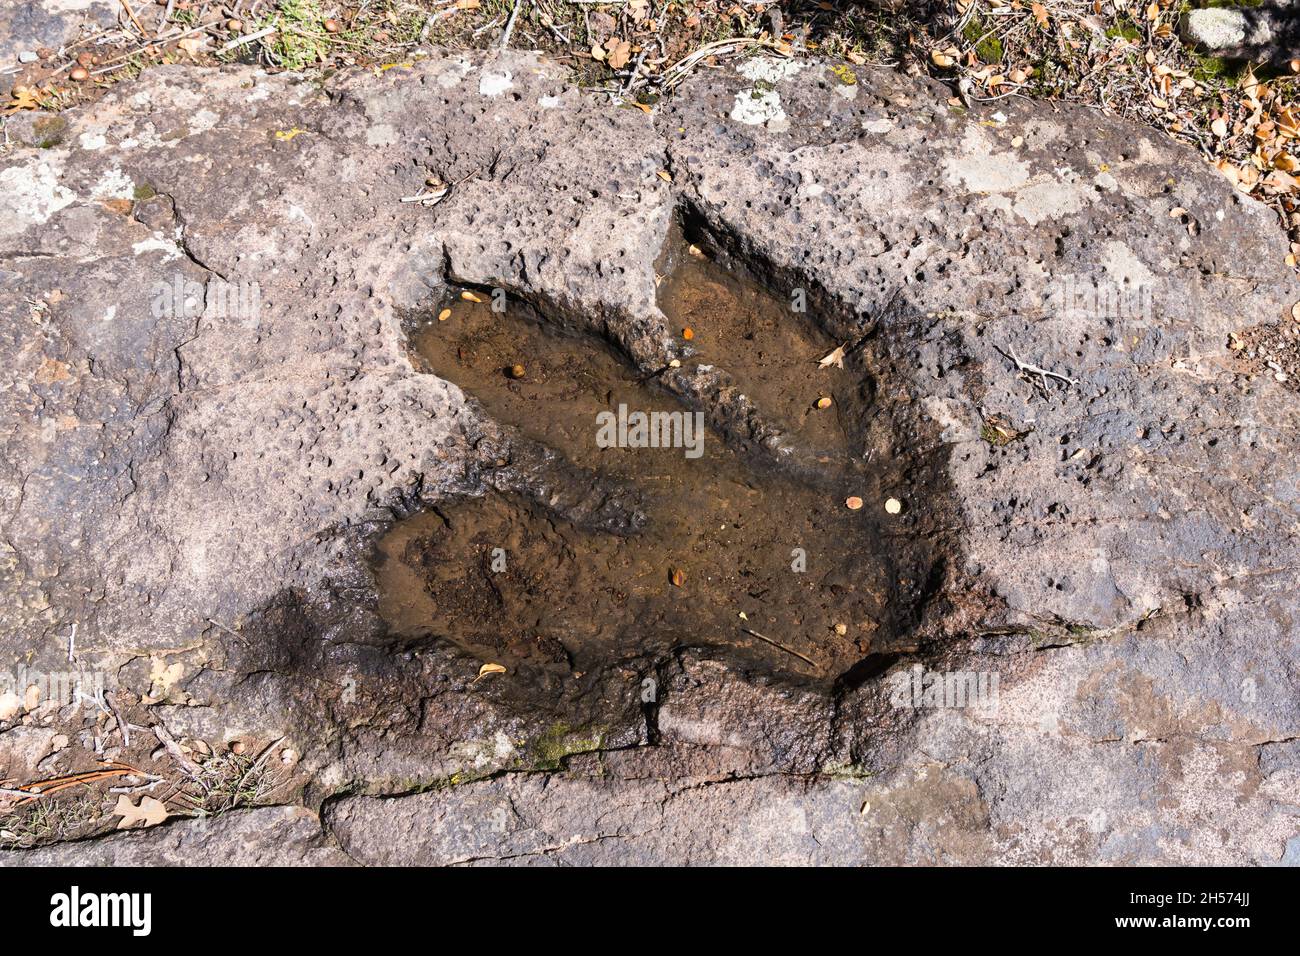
885,497 -> 903,515
229,739 -> 246,755
682,327 -> 694,340
69,66 -> 89,82
437,308 -> 451,321
17,51 -> 37,64
845,496 -> 863,510
76,52 -> 94,67
816,396 -> 832,409
509,364 -> 525,379
834,623 -> 847,636
324,18 -> 341,33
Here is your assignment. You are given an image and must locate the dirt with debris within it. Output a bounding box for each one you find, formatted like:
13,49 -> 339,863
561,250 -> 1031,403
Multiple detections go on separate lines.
1235,315 -> 1300,392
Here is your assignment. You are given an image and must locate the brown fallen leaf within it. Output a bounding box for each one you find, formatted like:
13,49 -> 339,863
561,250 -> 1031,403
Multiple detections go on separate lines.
1031,2 -> 1049,28
607,38 -> 632,70
2,86 -> 41,115
113,794 -> 169,830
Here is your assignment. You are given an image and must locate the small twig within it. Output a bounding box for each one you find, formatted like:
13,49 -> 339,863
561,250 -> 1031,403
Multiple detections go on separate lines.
216,25 -> 276,55
153,722 -> 203,779
997,344 -> 1077,397
741,627 -> 817,666
107,691 -> 131,748
500,0 -> 523,49
119,0 -> 149,36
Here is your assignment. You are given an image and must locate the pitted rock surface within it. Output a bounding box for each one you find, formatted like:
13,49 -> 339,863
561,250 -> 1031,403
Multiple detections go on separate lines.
0,50 -> 1297,865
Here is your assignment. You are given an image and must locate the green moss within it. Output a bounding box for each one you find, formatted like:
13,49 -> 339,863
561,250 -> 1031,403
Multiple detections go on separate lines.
132,183 -> 157,201
962,17 -> 1003,64
823,762 -> 875,781
530,722 -> 605,770
1194,0 -> 1264,8
981,417 -> 1021,446
257,0 -> 331,71
31,115 -> 67,148
1191,54 -> 1246,85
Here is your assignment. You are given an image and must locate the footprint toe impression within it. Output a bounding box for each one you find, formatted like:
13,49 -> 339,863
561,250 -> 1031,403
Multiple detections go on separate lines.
377,235 -> 946,689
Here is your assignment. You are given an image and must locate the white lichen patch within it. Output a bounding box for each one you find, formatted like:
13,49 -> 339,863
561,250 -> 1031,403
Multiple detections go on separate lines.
0,160 -> 76,241
538,94 -> 563,109
730,89 -> 786,129
478,70 -> 513,97
737,56 -> 804,84
1005,177 -> 1094,226
132,234 -> 185,262
189,108 -> 221,133
944,126 -> 1032,193
1101,240 -> 1157,290
863,117 -> 894,135
366,123 -> 398,147
88,166 -> 135,200
78,132 -> 108,151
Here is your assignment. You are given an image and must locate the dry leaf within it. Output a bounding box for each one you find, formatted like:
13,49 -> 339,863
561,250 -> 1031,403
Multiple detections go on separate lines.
1031,2 -> 1049,28
474,662 -> 507,683
931,50 -> 955,68
817,343 -> 848,369
1211,117 -> 1228,138
591,42 -> 606,62
656,170 -> 672,182
114,795 -> 169,830
177,36 -> 206,57
607,38 -> 632,70
2,86 -> 41,115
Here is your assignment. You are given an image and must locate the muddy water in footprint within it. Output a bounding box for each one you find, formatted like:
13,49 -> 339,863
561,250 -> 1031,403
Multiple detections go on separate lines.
377,240 -> 931,686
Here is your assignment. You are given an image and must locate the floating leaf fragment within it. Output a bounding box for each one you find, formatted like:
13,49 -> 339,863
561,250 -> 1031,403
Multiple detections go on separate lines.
474,662 -> 506,683
113,795 -> 169,830
818,344 -> 848,369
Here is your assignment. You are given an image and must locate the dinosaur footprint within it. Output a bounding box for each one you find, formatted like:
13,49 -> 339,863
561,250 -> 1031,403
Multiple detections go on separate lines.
377,233 -> 943,685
